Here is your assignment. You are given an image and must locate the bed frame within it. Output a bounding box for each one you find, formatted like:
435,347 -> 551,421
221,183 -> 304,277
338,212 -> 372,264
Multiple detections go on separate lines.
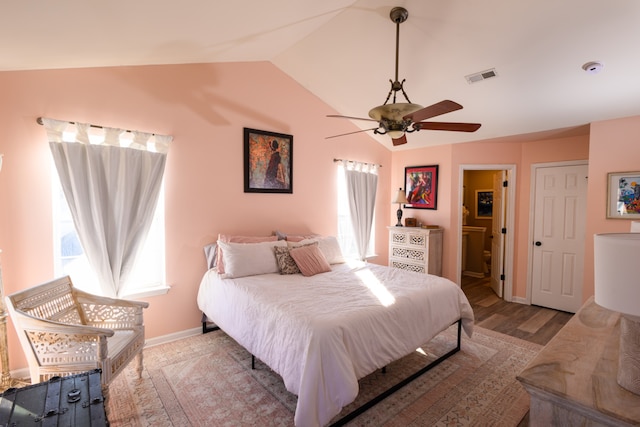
202,314 -> 462,425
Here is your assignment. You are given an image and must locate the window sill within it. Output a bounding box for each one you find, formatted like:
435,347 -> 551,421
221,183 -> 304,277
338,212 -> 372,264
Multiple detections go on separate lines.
121,284 -> 171,299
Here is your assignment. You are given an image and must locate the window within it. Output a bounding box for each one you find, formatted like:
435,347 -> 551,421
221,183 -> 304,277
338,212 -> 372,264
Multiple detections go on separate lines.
336,164 -> 375,259
52,165 -> 168,298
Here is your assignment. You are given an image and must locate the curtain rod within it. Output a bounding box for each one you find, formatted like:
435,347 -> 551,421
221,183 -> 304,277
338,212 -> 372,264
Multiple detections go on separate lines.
333,158 -> 382,167
36,117 -> 155,136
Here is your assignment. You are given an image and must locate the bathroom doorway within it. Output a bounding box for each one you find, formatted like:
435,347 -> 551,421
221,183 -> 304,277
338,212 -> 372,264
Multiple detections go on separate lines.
459,165 -> 516,301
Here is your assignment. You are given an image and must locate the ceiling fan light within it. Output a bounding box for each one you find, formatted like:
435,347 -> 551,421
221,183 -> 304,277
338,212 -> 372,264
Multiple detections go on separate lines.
387,130 -> 405,139
368,103 -> 423,121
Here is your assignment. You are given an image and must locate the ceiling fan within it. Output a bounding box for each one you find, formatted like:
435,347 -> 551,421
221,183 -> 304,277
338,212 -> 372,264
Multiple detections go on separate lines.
327,6 -> 481,146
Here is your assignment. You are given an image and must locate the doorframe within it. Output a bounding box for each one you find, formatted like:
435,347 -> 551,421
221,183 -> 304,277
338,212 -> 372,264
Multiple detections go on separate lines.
458,164 -> 517,302
526,160 -> 588,305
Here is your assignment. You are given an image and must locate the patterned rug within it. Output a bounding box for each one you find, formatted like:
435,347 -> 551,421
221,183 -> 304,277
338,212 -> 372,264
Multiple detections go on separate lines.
107,325 -> 541,426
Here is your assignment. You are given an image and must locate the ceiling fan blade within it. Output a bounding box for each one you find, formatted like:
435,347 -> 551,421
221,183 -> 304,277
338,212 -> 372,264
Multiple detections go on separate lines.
414,122 -> 481,132
325,127 -> 380,139
327,114 -> 379,123
392,134 -> 408,146
404,100 -> 463,122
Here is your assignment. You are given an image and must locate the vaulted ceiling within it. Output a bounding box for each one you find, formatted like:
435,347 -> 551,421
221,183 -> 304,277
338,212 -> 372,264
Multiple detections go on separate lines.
3,0 -> 640,150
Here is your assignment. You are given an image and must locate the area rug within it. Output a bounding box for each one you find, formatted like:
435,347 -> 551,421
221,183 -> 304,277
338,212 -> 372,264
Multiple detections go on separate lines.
107,325 -> 541,426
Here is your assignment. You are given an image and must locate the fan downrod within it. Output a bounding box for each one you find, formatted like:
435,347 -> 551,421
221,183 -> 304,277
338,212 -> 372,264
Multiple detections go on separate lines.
384,6 -> 411,105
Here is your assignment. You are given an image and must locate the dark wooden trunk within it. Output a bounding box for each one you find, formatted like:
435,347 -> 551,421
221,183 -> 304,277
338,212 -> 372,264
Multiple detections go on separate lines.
0,369 -> 107,426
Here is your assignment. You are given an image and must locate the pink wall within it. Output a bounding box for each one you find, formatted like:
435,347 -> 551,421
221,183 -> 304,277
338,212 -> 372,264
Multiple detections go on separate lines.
390,134 -> 590,300
0,62 -> 392,370
391,144 -> 456,271
0,60 -> 636,373
584,115 -> 640,298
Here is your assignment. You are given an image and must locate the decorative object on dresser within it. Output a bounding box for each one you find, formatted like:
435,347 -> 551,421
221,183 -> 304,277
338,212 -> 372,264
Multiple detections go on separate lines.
5,276 -> 149,415
388,226 -> 443,276
392,187 -> 409,226
404,165 -> 439,209
244,128 -> 293,194
404,217 -> 417,227
593,232 -> 640,395
517,297 -> 640,425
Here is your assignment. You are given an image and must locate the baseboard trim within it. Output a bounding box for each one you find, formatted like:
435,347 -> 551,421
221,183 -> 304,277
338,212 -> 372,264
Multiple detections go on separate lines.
462,271 -> 486,278
144,326 -> 202,348
512,296 -> 528,305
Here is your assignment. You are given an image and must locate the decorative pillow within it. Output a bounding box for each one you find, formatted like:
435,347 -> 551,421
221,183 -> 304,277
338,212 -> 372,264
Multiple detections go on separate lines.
216,234 -> 279,274
274,241 -> 320,274
293,236 -> 345,264
289,244 -> 332,277
273,246 -> 301,274
218,240 -> 286,278
203,242 -> 217,270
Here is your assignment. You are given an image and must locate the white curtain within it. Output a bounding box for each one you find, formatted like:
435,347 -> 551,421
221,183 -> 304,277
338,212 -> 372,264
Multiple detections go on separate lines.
343,160 -> 378,261
43,118 -> 172,298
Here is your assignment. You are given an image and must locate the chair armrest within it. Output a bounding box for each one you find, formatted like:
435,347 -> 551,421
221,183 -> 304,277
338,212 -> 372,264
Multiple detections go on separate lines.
74,289 -> 149,329
14,312 -> 113,366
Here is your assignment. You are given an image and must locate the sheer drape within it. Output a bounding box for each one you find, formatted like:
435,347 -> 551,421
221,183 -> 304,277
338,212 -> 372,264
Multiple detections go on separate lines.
43,118 -> 171,298
343,160 -> 378,261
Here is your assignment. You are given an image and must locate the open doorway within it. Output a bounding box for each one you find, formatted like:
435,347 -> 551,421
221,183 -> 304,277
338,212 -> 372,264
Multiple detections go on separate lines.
458,165 -> 516,302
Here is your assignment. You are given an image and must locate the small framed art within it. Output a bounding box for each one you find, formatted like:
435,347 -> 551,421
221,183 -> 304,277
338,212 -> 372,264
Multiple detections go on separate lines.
607,171 -> 640,219
243,128 -> 293,194
475,189 -> 493,219
404,165 -> 438,209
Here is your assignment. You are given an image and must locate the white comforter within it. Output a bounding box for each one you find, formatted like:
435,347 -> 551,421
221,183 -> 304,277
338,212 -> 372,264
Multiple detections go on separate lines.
197,261 -> 474,427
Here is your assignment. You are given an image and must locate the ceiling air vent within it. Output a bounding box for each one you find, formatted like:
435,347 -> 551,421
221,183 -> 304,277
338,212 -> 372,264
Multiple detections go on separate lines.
465,68 -> 498,84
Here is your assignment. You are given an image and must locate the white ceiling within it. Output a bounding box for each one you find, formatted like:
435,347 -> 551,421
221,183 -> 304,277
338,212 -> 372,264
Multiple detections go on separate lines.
3,0 -> 640,150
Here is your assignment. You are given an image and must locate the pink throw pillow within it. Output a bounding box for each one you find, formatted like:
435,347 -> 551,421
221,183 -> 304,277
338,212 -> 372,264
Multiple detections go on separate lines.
289,244 -> 331,277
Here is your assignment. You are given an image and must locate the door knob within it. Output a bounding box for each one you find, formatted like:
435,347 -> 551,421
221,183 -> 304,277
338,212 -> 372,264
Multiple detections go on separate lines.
534,241 -> 542,246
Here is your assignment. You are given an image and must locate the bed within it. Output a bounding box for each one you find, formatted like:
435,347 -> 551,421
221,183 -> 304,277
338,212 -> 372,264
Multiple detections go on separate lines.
197,235 -> 474,427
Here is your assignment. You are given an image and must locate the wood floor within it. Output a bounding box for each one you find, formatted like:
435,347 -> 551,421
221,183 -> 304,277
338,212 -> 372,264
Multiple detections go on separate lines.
461,276 -> 573,347
461,275 -> 574,427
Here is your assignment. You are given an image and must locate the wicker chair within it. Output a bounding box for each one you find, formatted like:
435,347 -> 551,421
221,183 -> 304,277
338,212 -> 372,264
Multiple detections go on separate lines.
5,276 -> 149,410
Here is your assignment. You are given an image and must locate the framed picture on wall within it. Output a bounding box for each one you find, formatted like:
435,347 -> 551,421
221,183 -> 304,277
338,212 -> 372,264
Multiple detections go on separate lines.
475,189 -> 493,219
607,171 -> 640,218
243,128 -> 293,194
404,165 -> 438,209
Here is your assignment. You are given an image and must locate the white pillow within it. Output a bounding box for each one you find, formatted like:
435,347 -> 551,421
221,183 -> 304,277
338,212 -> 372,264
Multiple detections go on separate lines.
290,236 -> 345,264
218,240 -> 286,278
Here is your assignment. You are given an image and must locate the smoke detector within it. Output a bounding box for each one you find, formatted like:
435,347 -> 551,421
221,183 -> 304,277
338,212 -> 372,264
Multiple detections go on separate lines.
582,61 -> 604,74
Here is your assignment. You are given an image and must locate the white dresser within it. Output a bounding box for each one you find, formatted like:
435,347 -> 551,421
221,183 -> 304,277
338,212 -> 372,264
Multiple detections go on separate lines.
387,226 -> 443,276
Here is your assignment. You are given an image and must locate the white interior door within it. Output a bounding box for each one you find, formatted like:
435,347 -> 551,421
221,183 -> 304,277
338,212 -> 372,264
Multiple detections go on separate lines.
531,164 -> 588,313
490,171 -> 506,297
